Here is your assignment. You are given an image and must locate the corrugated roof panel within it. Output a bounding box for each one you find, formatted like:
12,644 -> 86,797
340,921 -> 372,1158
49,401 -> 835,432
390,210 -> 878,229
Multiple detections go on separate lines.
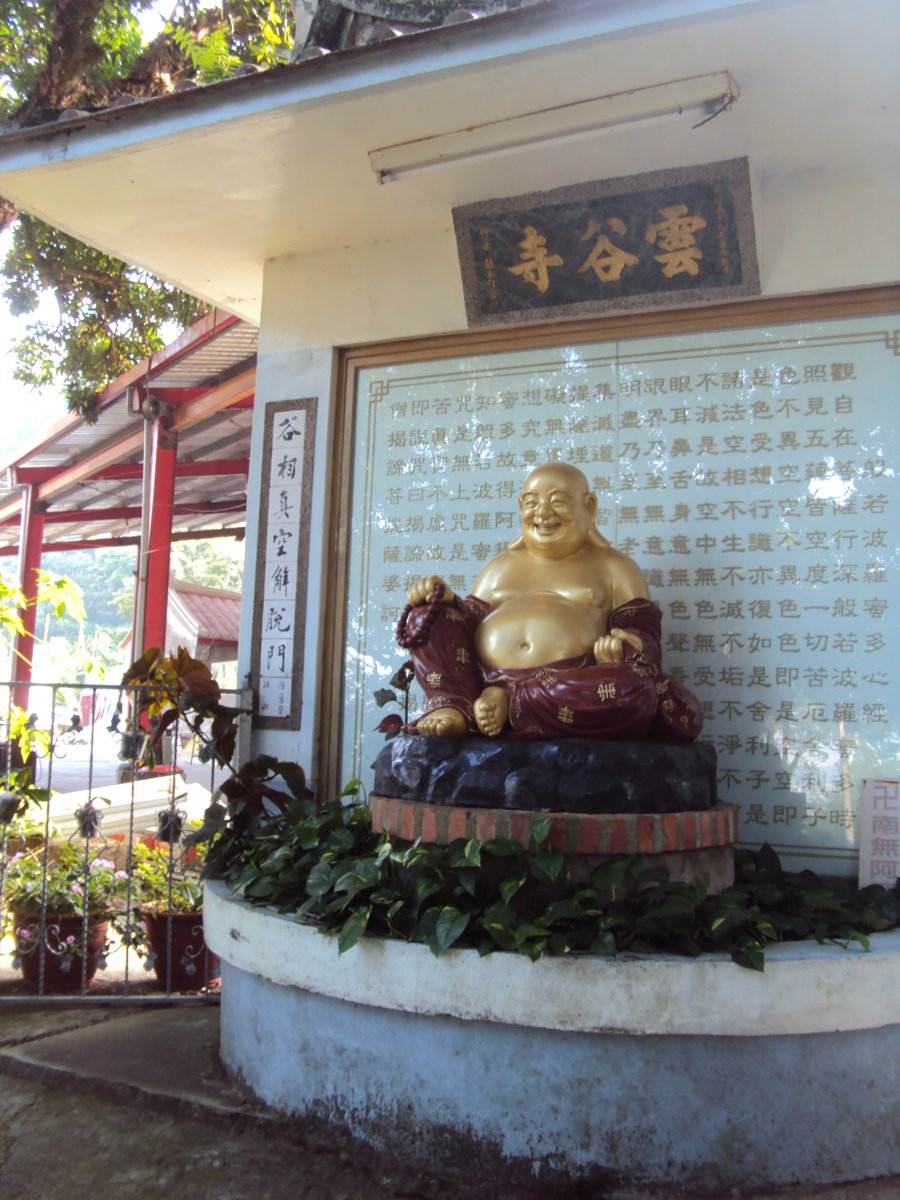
152,324 -> 259,388
0,317 -> 257,552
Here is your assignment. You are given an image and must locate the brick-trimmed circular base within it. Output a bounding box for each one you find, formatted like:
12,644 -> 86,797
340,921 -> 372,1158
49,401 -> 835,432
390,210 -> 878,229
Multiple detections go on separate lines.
369,793 -> 740,856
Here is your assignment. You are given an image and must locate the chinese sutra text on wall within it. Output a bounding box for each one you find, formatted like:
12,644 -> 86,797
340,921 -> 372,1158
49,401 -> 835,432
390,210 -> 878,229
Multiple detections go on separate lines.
343,316 -> 897,875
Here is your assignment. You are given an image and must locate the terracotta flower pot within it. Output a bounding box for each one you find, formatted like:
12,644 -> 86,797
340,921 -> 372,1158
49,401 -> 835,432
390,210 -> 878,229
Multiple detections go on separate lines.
13,912 -> 109,994
141,910 -> 219,991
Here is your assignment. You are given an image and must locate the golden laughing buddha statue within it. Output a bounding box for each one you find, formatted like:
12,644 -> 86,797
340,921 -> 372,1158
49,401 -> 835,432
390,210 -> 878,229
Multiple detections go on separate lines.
396,462 -> 703,742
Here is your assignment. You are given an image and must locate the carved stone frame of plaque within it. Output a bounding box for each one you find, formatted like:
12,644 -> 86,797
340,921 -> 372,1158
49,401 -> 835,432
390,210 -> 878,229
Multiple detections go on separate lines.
251,397 -> 317,729
453,156 -> 760,327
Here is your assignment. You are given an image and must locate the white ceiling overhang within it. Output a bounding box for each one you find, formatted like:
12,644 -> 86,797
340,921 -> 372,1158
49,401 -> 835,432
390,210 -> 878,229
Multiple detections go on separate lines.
0,0 -> 895,322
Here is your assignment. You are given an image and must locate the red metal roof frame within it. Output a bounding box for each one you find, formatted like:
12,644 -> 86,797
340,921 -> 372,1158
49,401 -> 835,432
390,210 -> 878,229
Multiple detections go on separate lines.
2,309 -> 242,475
1,311 -> 257,683
0,311 -> 257,546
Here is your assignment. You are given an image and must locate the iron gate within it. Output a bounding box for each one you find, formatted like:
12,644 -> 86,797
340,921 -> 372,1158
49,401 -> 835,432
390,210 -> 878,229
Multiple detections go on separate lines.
0,680 -> 251,1004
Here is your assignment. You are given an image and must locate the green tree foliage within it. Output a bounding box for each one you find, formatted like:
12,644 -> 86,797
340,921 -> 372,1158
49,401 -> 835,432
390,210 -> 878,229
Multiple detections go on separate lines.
0,1 -> 294,419
40,546 -> 136,635
170,536 -> 245,591
5,217 -> 208,419
171,0 -> 293,80
2,538 -> 244,678
0,1 -> 146,123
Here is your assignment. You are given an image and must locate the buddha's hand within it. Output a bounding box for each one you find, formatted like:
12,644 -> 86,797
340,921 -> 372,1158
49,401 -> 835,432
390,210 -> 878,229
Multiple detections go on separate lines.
407,575 -> 455,607
593,628 -> 644,664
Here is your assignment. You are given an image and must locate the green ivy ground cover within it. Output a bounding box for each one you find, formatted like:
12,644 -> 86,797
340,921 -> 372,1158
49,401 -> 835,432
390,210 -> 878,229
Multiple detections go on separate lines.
200,782 -> 898,973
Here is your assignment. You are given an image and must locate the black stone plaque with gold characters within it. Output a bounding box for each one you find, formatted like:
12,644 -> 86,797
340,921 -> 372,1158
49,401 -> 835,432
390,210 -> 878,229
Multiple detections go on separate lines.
453,158 -> 759,326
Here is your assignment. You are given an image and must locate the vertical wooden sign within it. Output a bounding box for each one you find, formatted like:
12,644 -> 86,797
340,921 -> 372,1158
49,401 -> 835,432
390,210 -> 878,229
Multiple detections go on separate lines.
251,398 -> 317,729
858,779 -> 900,887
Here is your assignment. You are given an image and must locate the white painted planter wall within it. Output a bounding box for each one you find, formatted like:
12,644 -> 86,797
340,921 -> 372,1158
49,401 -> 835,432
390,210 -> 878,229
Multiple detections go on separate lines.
205,881 -> 900,1191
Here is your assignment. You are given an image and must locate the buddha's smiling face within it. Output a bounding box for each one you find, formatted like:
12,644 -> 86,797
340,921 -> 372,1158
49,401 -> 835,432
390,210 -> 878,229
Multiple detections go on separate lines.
518,464 -> 597,558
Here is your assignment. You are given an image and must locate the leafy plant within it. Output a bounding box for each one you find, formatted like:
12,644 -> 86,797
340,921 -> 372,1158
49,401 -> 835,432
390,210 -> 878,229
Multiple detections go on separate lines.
118,643 -> 242,762
373,660 -> 415,740
115,646 -> 898,974
0,569 -> 85,662
129,840 -> 205,914
118,645 -> 313,879
0,806 -> 59,846
2,841 -> 129,917
3,840 -> 128,981
0,568 -> 86,817
212,788 -> 898,971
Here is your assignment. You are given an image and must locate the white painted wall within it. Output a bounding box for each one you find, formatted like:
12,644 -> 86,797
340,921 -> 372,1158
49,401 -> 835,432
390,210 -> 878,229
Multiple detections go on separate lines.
262,162 -> 899,353
756,166 -> 900,296
245,147 -> 898,782
263,230 -> 466,348
244,231 -> 468,779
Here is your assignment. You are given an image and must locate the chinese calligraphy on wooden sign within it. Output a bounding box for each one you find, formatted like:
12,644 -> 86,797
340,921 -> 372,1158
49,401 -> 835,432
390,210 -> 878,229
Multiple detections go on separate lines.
453,158 -> 759,326
251,398 -> 317,728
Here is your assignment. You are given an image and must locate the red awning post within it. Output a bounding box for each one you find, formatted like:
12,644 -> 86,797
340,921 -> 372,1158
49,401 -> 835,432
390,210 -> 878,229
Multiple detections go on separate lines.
11,486 -> 46,710
141,420 -> 178,655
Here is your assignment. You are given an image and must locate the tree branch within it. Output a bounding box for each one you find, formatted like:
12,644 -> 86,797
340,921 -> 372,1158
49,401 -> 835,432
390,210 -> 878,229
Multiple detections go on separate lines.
15,0 -> 108,122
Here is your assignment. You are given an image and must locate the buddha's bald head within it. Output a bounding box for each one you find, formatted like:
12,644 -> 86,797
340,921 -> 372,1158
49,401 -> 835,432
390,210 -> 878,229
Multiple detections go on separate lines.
516,462 -> 608,557
521,462 -> 592,499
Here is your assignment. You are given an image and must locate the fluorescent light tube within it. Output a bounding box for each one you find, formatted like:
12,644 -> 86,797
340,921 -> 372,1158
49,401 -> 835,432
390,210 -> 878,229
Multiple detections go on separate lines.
370,71 -> 737,182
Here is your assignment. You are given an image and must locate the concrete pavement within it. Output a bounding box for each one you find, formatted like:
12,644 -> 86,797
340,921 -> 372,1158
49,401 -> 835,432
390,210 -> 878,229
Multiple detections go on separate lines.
0,1003 -> 896,1199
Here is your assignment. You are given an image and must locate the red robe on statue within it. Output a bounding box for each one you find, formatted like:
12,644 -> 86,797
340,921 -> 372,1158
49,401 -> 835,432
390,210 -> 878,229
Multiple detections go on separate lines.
399,595 -> 703,742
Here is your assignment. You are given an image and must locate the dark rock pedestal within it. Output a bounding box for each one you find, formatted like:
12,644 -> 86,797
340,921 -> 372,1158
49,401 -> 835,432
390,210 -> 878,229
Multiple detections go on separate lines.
373,734 -> 717,814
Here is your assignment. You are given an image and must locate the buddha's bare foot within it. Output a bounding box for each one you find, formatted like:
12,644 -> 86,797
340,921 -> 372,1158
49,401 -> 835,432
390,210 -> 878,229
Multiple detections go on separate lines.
474,687 -> 509,737
416,707 -> 467,737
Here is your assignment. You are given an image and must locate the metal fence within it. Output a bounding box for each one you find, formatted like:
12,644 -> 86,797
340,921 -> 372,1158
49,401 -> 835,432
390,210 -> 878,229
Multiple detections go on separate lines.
0,679 -> 251,1004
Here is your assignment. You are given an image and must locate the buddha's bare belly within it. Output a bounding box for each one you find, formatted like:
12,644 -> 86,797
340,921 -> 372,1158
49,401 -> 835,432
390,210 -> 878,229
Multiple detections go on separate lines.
474,594 -> 607,671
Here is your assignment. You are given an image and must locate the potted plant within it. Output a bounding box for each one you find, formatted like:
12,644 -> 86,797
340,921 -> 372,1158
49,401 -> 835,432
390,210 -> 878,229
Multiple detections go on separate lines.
3,842 -> 127,993
125,839 -> 219,990
0,711 -> 54,832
